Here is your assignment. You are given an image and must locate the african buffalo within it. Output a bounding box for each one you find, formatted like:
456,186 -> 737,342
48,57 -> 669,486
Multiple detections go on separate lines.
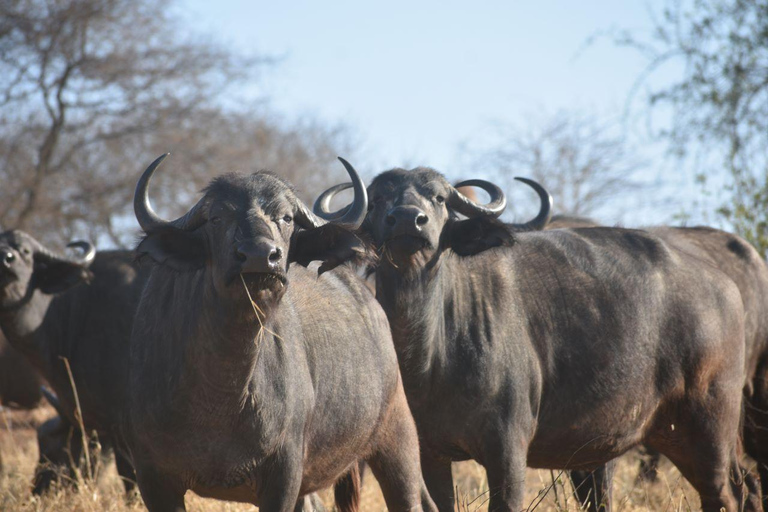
124,155 -> 435,512
649,226 -> 768,495
549,216 -> 768,507
315,167 -> 760,511
0,232 -> 146,494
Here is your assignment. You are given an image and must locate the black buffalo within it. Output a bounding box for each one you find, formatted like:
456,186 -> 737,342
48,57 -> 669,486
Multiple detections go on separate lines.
550,216 -> 768,507
650,226 -> 768,498
0,232 -> 147,494
124,155 -> 435,512
315,167 -> 760,511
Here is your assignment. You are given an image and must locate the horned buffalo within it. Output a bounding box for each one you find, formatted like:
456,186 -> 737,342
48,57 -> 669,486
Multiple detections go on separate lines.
649,226 -> 768,495
0,221 -> 41,410
315,168 -> 760,511
124,155 -> 435,512
0,233 -> 147,494
549,216 -> 768,507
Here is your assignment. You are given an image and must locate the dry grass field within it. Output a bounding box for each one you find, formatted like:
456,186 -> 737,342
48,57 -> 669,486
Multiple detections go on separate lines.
0,405 -> 703,511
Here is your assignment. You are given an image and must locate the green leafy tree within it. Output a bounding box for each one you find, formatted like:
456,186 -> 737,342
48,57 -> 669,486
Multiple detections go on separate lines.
619,0 -> 768,253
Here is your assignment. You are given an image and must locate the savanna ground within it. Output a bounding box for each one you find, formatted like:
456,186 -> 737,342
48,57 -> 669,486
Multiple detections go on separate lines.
0,406 -> 702,511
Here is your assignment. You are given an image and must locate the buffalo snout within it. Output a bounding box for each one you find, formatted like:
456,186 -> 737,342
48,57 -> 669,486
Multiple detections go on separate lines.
385,206 -> 429,236
236,239 -> 283,274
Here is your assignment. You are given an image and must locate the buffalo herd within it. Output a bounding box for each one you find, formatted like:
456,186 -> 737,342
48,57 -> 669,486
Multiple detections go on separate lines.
0,155 -> 767,512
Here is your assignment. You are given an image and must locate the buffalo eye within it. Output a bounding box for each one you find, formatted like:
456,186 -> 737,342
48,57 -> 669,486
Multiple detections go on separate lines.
20,246 -> 30,255
283,215 -> 293,223
369,195 -> 385,211
435,195 -> 445,204
210,216 -> 221,225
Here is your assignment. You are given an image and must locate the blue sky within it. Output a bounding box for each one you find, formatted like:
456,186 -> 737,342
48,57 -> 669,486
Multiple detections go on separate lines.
181,1 -> 700,224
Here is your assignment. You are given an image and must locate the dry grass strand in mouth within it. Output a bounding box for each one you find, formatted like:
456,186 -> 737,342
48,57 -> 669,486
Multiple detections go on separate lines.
239,273 -> 284,350
377,241 -> 399,269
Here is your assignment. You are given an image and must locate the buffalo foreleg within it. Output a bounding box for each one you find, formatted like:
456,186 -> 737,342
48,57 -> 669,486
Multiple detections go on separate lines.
367,390 -> 437,512
134,466 -> 186,512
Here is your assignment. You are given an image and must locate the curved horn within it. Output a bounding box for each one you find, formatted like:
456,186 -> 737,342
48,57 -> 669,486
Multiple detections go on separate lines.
134,154 -> 208,233
66,241 -> 96,266
448,179 -> 507,218
313,182 -> 352,221
311,158 -> 368,227
508,177 -> 553,231
19,232 -> 86,267
40,386 -> 67,417
294,200 -> 324,230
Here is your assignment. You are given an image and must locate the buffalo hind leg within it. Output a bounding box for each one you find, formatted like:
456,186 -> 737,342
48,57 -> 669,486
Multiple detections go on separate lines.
421,453 -> 454,512
661,446 -> 761,512
650,401 -> 761,511
744,379 -> 768,503
570,461 -> 614,512
367,391 -> 437,512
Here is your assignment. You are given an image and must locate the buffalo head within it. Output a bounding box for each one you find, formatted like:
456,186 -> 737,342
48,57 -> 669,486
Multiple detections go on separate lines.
134,155 -> 369,299
0,231 -> 95,308
314,168 -> 551,270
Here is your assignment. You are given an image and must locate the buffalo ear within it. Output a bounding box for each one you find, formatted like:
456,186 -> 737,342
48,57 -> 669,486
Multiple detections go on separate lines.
135,228 -> 206,271
289,224 -> 371,275
34,260 -> 93,294
445,216 -> 515,256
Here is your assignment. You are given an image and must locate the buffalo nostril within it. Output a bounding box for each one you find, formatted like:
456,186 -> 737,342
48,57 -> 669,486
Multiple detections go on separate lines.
3,252 -> 14,265
416,214 -> 428,226
268,247 -> 282,263
385,214 -> 396,227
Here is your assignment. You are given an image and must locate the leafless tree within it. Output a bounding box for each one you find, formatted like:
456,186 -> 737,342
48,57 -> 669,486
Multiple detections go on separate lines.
95,107 -> 359,247
465,111 -> 647,221
0,0 -> 263,245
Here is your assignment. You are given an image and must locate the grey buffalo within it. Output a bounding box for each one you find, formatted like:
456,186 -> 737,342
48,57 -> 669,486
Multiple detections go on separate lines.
315,167 -> 760,511
124,155 -> 436,512
0,232 -> 146,494
553,216 -> 768,509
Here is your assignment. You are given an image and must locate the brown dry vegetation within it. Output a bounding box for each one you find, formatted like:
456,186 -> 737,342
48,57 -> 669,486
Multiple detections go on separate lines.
0,406 -> 703,512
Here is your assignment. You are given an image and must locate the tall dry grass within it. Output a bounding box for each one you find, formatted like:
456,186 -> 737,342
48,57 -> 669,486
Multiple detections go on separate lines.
1,405 -> 701,511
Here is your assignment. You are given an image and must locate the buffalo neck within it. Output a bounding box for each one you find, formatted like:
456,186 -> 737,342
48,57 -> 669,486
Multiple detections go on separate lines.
133,267 -> 282,415
374,251 -> 460,399
0,288 -> 52,371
